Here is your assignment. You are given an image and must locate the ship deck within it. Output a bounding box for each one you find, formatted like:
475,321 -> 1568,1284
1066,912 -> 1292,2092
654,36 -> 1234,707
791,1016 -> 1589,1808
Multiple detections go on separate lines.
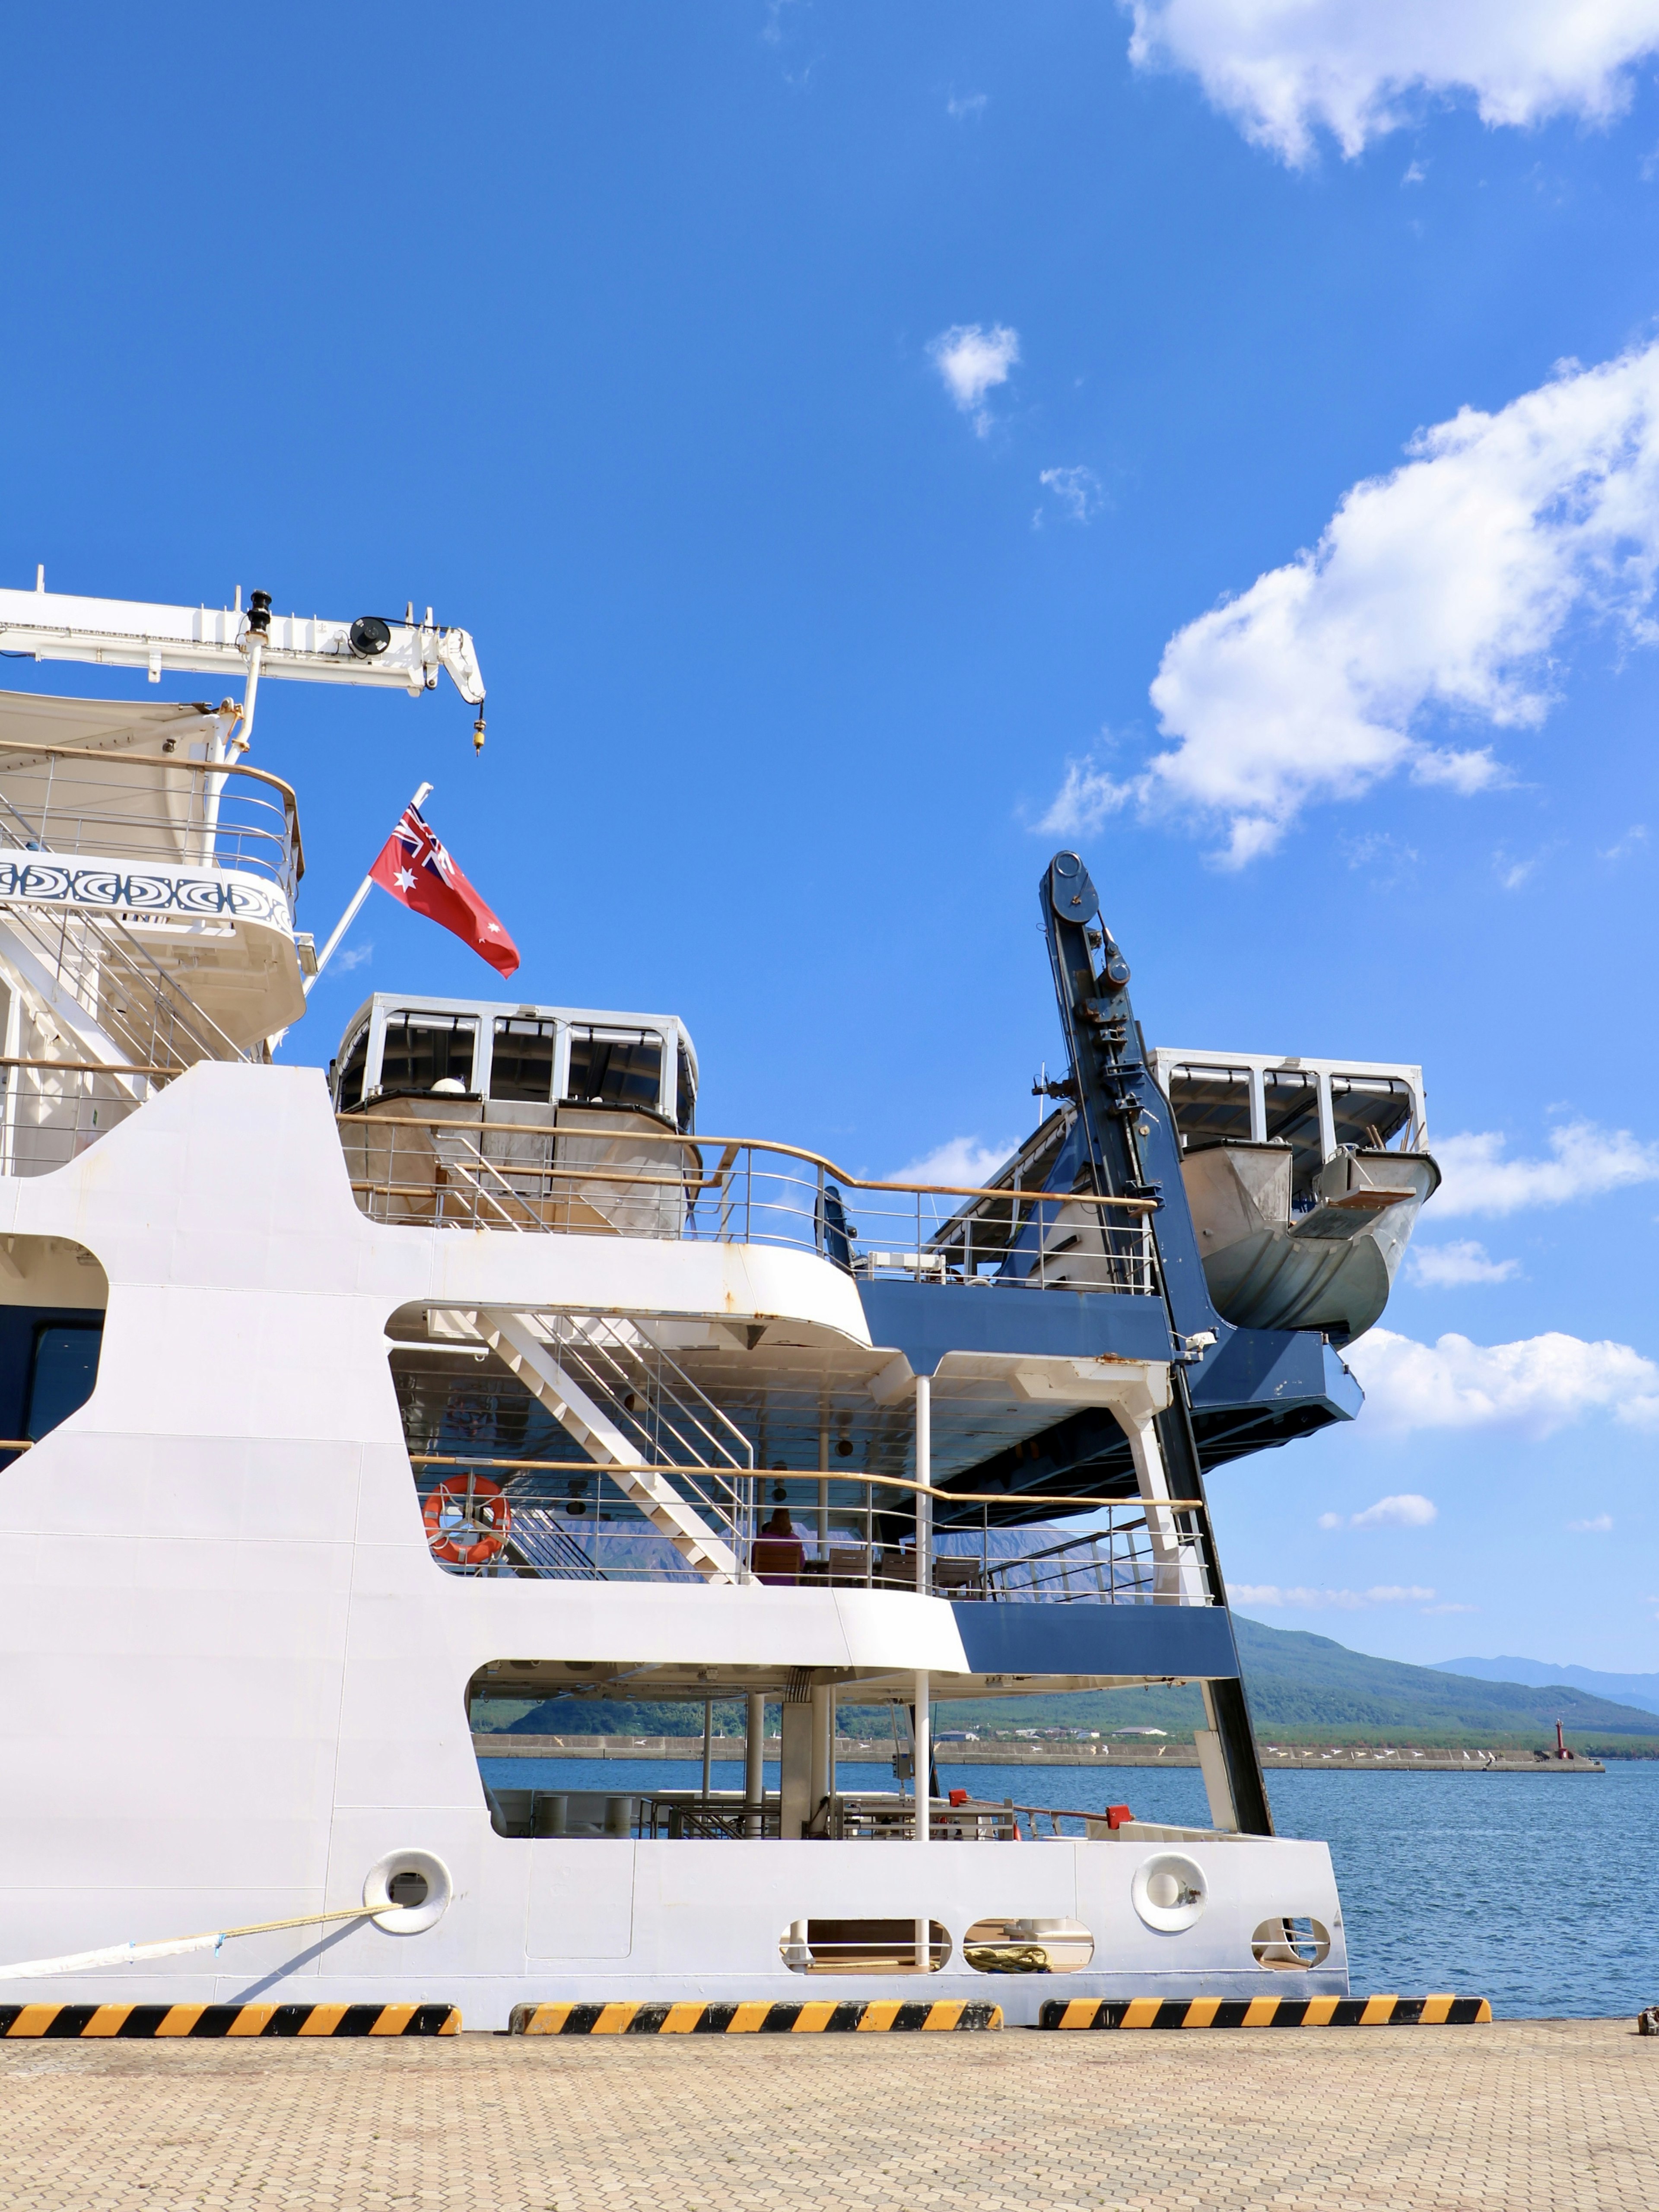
0,2015 -> 1646,2212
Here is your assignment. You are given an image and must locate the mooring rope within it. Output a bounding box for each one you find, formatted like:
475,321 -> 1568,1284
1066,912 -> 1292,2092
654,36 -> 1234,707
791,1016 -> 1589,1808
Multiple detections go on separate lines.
0,1903 -> 384,1983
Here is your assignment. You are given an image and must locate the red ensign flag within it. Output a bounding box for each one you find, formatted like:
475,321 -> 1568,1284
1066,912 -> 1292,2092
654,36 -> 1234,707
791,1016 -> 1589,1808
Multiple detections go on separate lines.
369,803 -> 520,978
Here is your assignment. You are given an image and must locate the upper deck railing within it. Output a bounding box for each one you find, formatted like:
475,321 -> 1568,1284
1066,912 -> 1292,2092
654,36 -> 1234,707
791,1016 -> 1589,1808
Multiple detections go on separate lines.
0,738 -> 304,903
414,1457 -> 1216,1604
340,1109 -> 1159,1294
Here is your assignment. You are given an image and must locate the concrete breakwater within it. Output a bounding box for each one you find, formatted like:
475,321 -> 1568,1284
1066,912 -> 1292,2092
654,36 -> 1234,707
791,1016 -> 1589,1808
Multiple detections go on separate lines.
474,1733 -> 1603,1772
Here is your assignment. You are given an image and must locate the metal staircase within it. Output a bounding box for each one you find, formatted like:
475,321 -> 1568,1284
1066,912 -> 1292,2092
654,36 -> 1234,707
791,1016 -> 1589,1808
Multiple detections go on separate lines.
0,901 -> 245,1085
476,1309 -> 749,1583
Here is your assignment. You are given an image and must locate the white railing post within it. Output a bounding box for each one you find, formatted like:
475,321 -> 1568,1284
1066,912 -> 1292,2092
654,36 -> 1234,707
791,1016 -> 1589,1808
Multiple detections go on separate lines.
915,1372 -> 932,1596
913,1665 -> 931,1968
745,1690 -> 765,1838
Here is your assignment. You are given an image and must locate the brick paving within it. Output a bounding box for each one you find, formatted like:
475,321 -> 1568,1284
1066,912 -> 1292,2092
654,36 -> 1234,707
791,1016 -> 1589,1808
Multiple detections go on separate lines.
0,2018 -> 1652,2209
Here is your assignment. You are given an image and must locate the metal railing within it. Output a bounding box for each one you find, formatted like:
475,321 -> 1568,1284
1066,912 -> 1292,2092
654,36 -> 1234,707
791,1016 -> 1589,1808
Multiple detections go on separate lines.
409,1455 -> 1216,1605
978,1517 -> 1210,1605
343,1109 -> 1159,1294
0,739 -> 302,898
493,1790 -> 1207,1846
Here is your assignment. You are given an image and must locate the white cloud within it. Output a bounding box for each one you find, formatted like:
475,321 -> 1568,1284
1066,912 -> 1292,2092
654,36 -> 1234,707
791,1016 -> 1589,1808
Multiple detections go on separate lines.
1319,1493 -> 1438,1529
1037,754 -> 1137,836
1125,0 -> 1659,168
333,941 -> 373,975
1421,1602 -> 1480,1615
1494,849 -> 1542,892
1433,1119 -> 1659,1217
1402,159 -> 1427,185
1233,1583 -> 1437,1611
887,1135 -> 1018,1189
1408,1239 -> 1520,1287
1038,466 -> 1104,524
1046,338 -> 1659,864
1600,823 -> 1649,860
1568,1512 -> 1615,1531
1346,1326 -> 1659,1436
947,89 -> 988,120
1354,1492 -> 1439,1529
927,323 -> 1020,437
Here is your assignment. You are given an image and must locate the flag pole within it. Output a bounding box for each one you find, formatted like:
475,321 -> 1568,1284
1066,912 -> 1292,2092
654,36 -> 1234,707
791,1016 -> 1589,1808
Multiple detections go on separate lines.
304,781 -> 433,997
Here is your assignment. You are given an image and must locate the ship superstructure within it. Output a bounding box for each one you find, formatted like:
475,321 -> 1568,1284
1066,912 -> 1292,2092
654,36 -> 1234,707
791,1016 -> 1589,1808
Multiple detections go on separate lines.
0,581 -> 1439,2025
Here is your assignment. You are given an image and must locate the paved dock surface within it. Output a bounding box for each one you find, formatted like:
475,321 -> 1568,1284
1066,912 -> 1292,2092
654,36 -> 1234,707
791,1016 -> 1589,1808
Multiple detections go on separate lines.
0,2017 -> 1652,2209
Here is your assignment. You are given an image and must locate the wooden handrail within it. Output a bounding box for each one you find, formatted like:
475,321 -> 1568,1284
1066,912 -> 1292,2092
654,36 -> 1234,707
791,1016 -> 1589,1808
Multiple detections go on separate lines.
405,1449 -> 1198,1512
0,734 -> 299,801
0,1055 -> 172,1079
340,1116 -> 1156,1211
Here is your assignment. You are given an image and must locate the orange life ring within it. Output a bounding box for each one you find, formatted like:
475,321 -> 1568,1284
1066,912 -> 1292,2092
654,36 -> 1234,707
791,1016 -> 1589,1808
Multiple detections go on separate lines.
423,1473 -> 511,1565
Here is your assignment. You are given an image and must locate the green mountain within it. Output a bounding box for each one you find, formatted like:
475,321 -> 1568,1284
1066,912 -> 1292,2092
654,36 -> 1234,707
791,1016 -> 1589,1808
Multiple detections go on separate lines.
472,1615 -> 1659,1755
1227,1615 -> 1659,1748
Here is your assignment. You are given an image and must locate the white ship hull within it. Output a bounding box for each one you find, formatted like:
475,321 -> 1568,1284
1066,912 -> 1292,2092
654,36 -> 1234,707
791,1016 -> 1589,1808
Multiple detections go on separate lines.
0,1068 -> 1347,2028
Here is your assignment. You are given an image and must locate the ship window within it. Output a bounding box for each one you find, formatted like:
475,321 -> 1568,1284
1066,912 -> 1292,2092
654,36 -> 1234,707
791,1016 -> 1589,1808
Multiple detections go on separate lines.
564,1027 -> 663,1115
963,1916 -> 1095,1974
337,1026 -> 369,1110
1331,1076 -> 1414,1152
491,1018 -> 558,1103
779,1920 -> 950,1974
25,1322 -> 102,1440
381,1013 -> 477,1095
1262,1071 -> 1322,1191
1167,1065 -> 1252,1151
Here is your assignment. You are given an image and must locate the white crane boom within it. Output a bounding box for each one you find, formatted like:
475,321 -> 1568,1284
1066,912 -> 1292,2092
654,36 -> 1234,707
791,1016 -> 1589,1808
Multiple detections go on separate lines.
0,576 -> 485,706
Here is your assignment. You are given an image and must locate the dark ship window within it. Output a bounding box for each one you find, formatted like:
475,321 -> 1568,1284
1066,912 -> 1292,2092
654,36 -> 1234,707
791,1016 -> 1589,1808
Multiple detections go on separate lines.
491,1018 -> 558,1103
564,1027 -> 663,1114
381,1013 -> 477,1095
25,1323 -> 102,1440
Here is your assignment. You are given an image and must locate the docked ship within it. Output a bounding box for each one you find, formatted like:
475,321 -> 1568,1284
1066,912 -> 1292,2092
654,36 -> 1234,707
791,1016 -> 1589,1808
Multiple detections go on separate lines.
0,578 -> 1440,2028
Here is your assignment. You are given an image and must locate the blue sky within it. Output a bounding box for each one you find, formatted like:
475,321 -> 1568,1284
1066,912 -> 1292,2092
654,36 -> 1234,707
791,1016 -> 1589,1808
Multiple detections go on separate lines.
4,3 -> 1659,1670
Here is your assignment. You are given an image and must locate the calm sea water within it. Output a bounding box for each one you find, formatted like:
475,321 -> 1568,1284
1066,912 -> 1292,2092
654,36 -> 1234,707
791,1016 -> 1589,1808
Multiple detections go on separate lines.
480,1752 -> 1659,2019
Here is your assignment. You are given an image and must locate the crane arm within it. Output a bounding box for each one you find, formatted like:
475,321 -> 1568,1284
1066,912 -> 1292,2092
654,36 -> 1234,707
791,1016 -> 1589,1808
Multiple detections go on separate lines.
0,581 -> 485,706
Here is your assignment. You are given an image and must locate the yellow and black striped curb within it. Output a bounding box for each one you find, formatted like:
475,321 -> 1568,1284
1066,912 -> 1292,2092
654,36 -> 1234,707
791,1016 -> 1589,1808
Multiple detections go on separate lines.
1039,1994 -> 1491,2030
510,1999 -> 1002,2035
0,2002 -> 459,2039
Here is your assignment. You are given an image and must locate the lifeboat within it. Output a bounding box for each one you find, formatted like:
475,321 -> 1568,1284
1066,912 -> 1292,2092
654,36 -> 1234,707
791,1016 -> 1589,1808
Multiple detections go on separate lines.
1147,1052 -> 1440,1341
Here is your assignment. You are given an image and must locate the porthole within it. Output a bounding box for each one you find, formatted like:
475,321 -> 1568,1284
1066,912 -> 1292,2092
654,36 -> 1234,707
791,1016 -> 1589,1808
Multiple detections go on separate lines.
363,1848 -> 452,1935
1250,1916 -> 1331,1969
1130,1851 -> 1207,1933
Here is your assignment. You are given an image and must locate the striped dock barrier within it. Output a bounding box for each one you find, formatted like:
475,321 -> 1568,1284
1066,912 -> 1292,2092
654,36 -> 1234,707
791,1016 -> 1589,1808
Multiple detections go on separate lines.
1040,1994 -> 1491,2030
0,2002 -> 459,2039
511,1999 -> 1001,2035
